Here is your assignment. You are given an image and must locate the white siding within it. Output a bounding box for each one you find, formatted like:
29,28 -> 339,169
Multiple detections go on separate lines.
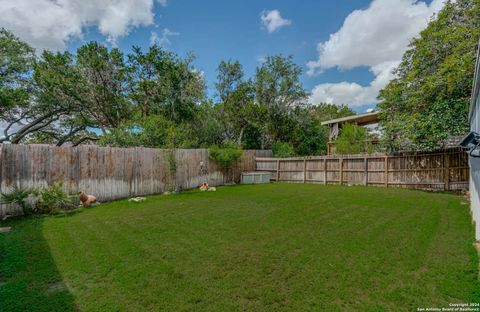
470,93 -> 480,240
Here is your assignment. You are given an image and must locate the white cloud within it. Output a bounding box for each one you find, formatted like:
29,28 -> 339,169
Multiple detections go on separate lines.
261,10 -> 291,33
0,0 -> 165,51
150,28 -> 179,46
310,61 -> 399,106
308,0 -> 446,106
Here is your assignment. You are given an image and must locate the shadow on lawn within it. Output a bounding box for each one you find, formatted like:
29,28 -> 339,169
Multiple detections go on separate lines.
0,217 -> 77,312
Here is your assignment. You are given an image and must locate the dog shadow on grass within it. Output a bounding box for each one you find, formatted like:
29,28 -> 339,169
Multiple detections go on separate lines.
0,217 -> 77,312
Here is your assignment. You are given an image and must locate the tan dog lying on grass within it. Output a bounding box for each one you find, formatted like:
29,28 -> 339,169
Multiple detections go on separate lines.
78,191 -> 97,206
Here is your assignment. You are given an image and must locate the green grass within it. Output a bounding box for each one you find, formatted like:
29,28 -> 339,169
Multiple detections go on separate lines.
0,184 -> 478,311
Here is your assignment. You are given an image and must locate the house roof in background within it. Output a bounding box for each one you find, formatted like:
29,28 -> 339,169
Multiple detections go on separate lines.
321,111 -> 379,126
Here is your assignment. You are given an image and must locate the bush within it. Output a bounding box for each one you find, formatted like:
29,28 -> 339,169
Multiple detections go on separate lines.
36,182 -> 77,214
335,123 -> 370,155
1,183 -> 79,216
209,142 -> 243,169
0,185 -> 34,215
272,141 -> 295,158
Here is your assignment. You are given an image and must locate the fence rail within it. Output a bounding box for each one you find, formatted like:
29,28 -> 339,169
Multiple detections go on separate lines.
255,149 -> 469,191
0,144 -> 271,218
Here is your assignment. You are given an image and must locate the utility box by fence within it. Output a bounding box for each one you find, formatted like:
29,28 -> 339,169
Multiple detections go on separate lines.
241,172 -> 271,184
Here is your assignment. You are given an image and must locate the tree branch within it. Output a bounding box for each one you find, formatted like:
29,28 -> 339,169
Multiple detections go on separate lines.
72,136 -> 99,147
10,113 -> 60,143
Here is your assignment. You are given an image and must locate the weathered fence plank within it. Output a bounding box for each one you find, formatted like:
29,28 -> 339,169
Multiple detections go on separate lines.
255,149 -> 469,191
0,144 -> 272,218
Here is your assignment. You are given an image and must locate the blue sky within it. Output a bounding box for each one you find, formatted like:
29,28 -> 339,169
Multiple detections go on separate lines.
1,0 -> 444,113
112,1 -> 373,101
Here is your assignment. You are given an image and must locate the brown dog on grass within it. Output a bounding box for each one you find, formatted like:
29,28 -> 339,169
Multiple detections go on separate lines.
78,191 -> 97,206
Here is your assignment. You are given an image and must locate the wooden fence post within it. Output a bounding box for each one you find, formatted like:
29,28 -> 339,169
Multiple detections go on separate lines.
444,153 -> 450,191
324,159 -> 328,185
384,156 -> 389,188
276,159 -> 280,182
303,157 -> 307,183
339,158 -> 343,185
364,157 -> 368,186
252,149 -> 468,190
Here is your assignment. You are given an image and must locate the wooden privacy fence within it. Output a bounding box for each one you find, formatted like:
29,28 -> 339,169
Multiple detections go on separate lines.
0,144 -> 271,217
255,148 -> 469,191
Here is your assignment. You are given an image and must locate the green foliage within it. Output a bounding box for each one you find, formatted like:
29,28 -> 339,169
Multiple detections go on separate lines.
36,183 -> 77,214
128,45 -> 205,123
0,186 -> 34,215
289,106 -> 330,156
209,142 -> 243,169
1,27 -> 357,153
189,101 -> 224,147
75,41 -> 132,129
254,55 -> 308,143
378,0 -> 480,150
99,115 -> 194,148
266,104 -> 354,156
1,183 -> 78,216
215,60 -> 263,146
0,28 -> 35,115
309,103 -> 355,122
335,123 -> 371,155
272,141 -> 296,158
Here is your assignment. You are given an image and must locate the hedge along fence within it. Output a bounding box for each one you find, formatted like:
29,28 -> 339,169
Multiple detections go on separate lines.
255,148 -> 469,191
0,144 -> 272,218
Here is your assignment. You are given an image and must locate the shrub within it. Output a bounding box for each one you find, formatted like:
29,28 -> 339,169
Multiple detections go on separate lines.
0,185 -> 34,215
209,142 -> 243,169
36,183 -> 77,214
272,141 -> 295,158
335,123 -> 370,155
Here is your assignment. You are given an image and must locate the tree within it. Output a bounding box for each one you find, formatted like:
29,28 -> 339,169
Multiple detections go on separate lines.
0,28 -> 357,152
378,0 -> 480,150
76,42 -> 131,132
99,114 -> 194,148
272,141 -> 295,158
309,103 -> 355,122
128,45 -> 205,123
31,50 -> 100,146
1,37 -> 129,145
0,31 -> 95,146
265,104 -> 355,156
215,60 -> 261,145
287,103 -> 355,156
0,28 -> 36,143
335,123 -> 371,155
254,55 -> 308,145
189,101 -> 224,147
289,107 -> 329,156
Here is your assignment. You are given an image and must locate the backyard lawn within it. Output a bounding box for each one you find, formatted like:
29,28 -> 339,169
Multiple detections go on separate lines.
0,183 -> 478,311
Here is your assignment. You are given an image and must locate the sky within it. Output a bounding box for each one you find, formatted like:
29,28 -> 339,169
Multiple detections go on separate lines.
0,0 -> 446,113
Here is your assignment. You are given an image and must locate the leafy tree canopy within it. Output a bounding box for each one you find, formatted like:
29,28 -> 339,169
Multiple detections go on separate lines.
0,28 -> 357,156
378,0 -> 480,151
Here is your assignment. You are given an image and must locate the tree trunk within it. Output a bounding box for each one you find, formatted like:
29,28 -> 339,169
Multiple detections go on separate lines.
237,126 -> 245,146
143,97 -> 149,118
